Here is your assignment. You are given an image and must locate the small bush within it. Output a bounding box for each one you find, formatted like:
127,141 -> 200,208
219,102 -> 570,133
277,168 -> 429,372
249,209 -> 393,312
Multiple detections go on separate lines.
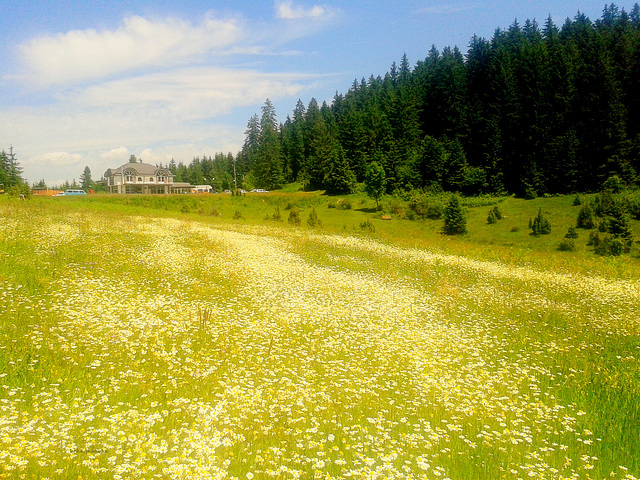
587,230 -> 601,247
602,174 -> 624,193
572,195 -> 582,206
209,206 -> 220,216
492,205 -> 503,219
558,239 -> 575,251
180,204 -> 191,214
524,186 -> 538,200
510,226 -> 520,232
487,209 -> 498,224
359,219 -> 375,233
233,210 -> 243,220
288,209 -> 301,225
628,198 -> 640,220
443,195 -> 467,235
408,195 -> 444,220
307,208 -> 322,227
530,208 -> 551,236
595,235 -> 623,256
598,218 -> 609,232
272,206 -> 282,222
576,203 -> 595,229
564,226 -> 578,239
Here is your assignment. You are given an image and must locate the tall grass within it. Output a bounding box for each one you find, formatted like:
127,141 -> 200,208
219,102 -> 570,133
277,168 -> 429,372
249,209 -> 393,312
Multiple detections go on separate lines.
0,195 -> 638,479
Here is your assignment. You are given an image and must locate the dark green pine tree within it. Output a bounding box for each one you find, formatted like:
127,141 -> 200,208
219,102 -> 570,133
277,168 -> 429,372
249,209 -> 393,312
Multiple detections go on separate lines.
608,206 -> 634,250
5,147 -> 24,187
364,161 -> 386,208
418,136 -> 446,188
443,138 -> 469,192
531,208 -> 552,235
443,194 -> 467,235
79,166 -> 93,190
323,146 -> 356,194
255,99 -> 284,190
0,150 -> 10,188
238,114 -> 261,178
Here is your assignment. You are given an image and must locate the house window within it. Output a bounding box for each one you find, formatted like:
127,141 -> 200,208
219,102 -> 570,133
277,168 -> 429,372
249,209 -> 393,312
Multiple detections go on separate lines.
149,177 -> 154,182
138,177 -> 142,182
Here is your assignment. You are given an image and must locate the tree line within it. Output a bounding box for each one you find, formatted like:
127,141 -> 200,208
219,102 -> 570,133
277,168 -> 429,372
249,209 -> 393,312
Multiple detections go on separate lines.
225,3 -> 640,197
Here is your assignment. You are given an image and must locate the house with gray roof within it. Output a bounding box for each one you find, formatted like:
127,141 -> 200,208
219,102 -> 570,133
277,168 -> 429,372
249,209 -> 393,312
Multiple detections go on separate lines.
104,162 -> 193,194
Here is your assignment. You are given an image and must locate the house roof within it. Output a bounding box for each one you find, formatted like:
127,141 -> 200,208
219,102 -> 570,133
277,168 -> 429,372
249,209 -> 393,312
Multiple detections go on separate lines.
106,162 -> 173,177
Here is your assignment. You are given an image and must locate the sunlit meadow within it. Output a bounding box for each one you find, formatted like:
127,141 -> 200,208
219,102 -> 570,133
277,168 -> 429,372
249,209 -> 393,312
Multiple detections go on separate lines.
0,198 -> 638,479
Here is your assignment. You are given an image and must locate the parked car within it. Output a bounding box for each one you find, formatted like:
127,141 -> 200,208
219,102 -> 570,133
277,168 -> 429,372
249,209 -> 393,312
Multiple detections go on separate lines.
55,192 -> 65,196
64,189 -> 87,195
250,189 -> 269,193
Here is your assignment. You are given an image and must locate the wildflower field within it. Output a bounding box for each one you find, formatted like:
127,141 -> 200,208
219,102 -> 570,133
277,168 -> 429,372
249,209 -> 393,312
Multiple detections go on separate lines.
0,198 -> 638,479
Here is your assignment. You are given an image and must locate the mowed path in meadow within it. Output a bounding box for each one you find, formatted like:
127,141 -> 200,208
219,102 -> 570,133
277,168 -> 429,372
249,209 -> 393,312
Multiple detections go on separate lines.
0,208 -> 638,479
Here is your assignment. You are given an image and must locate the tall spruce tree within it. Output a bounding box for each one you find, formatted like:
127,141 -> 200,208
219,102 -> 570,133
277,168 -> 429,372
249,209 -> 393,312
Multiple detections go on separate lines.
80,166 -> 93,190
255,99 -> 283,190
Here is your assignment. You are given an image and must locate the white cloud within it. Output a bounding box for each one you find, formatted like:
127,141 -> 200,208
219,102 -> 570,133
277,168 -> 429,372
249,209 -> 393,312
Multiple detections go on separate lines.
100,147 -> 130,161
74,67 -> 312,119
26,151 -> 82,167
275,1 -> 336,20
19,14 -> 242,87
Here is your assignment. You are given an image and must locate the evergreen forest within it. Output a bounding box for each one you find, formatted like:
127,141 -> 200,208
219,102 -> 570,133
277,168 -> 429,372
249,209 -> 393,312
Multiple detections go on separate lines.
174,4 -> 640,198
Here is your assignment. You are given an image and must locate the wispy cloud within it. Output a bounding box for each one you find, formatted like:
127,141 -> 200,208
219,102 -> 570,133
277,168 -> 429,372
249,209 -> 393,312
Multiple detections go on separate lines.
25,151 -> 83,168
417,3 -> 481,15
18,14 -> 242,87
275,1 -> 337,20
100,147 -> 130,161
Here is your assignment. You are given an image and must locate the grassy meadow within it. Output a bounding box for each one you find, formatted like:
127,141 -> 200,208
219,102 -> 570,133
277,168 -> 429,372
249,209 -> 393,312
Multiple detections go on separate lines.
0,192 -> 639,479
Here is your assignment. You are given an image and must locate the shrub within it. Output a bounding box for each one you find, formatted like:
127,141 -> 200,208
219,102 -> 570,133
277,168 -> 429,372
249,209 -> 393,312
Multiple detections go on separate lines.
628,198 -> 640,220
530,208 -> 551,236
558,239 -> 575,251
492,205 -> 503,220
180,204 -> 191,214
594,190 -> 622,217
307,208 -> 321,227
288,209 -> 301,225
608,210 -> 634,251
487,209 -> 498,224
359,219 -> 375,233
564,226 -> 578,239
408,195 -> 443,220
271,206 -> 282,222
388,200 -> 404,217
524,186 -> 538,200
233,210 -> 243,219
587,230 -> 601,247
595,235 -> 623,256
602,174 -> 624,193
443,195 -> 467,235
572,194 -> 582,206
510,226 -> 520,232
576,203 -> 595,229
598,218 -> 609,232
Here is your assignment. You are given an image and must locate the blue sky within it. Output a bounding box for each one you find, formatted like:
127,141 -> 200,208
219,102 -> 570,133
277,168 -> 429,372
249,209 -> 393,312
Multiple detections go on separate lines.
1,1 -> 635,185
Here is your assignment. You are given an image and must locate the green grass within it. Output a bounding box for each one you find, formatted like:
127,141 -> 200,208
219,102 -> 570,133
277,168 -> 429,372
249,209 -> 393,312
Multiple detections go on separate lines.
1,193 -> 639,479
